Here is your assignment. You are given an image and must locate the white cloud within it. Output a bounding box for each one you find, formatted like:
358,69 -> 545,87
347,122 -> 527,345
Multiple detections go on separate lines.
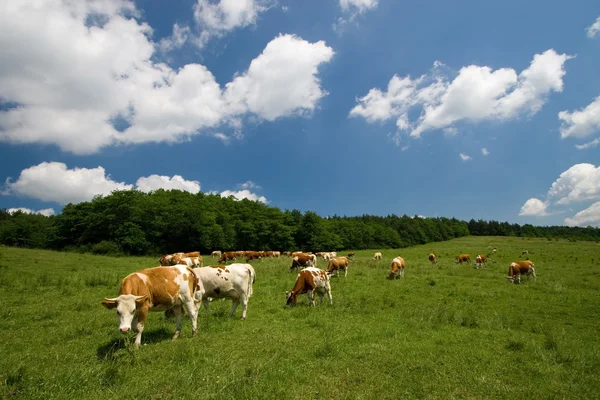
220,189 -> 268,204
444,126 -> 458,136
482,148 -> 489,156
7,207 -> 55,217
547,163 -> 600,205
575,138 -> 600,150
459,153 -> 471,161
158,23 -> 191,52
519,198 -> 549,216
565,201 -> 600,226
136,175 -> 201,193
558,96 -> 600,139
0,2 -> 332,154
350,49 -> 572,141
239,180 -> 260,190
339,0 -> 378,14
224,34 -> 334,120
3,162 -> 133,205
193,0 -> 271,46
586,16 -> 600,38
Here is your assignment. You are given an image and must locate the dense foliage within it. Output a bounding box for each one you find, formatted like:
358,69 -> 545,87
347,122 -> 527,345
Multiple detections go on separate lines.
1,189 -> 598,255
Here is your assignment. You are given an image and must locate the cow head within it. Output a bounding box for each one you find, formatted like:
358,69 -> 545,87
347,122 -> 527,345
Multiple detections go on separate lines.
101,294 -> 148,333
285,291 -> 298,307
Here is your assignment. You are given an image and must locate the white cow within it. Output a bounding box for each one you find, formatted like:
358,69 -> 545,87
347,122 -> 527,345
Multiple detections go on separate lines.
193,264 -> 256,320
372,252 -> 382,261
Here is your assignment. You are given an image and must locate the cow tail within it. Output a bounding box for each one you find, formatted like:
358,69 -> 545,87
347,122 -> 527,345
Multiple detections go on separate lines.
247,268 -> 254,298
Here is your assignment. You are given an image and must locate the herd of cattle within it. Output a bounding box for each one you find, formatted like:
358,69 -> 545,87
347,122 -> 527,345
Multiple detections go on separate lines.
101,247 -> 536,347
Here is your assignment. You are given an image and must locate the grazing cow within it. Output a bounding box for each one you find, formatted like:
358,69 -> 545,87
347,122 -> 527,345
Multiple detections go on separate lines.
456,254 -> 471,264
211,250 -> 222,259
178,256 -> 203,267
388,257 -> 405,279
219,251 -> 237,263
428,253 -> 437,264
492,248 -> 497,254
183,251 -> 200,258
101,265 -> 200,348
290,253 -> 317,271
159,252 -> 184,266
193,264 -> 255,320
348,252 -> 356,259
475,254 -> 487,268
272,251 -> 281,258
522,250 -> 529,256
506,260 -> 536,284
245,251 -> 263,262
327,256 -> 349,278
373,252 -> 382,261
285,267 -> 332,307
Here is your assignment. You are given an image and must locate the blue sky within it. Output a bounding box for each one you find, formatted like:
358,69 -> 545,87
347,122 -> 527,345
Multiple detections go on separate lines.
1,0 -> 600,226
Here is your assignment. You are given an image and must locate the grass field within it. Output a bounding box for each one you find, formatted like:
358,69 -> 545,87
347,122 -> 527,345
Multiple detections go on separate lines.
1,236 -> 599,399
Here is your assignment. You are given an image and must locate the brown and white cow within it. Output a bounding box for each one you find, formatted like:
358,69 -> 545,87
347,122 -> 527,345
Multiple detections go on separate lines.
373,252 -> 382,261
428,253 -> 437,264
522,250 -> 529,256
101,265 -> 200,348
285,267 -> 332,307
327,256 -> 349,278
193,264 -> 256,320
290,253 -> 317,271
475,254 -> 487,268
159,252 -> 184,266
492,247 -> 497,254
211,250 -> 222,259
506,260 -> 536,284
245,251 -> 263,262
347,252 -> 356,259
388,256 -> 405,279
177,256 -> 203,267
456,254 -> 471,264
219,251 -> 237,263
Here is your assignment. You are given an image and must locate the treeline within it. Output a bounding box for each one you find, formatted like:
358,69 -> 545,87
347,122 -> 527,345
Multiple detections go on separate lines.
0,189 -> 598,256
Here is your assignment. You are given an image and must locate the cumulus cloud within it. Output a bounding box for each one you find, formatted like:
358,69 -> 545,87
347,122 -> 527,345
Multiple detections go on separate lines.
334,0 -> 378,33
0,2 -> 333,154
482,148 -> 489,156
136,175 -> 201,193
7,207 -> 55,217
547,163 -> 600,205
565,201 -> 600,226
220,189 -> 268,204
459,153 -> 471,161
158,23 -> 191,52
239,181 -> 260,190
519,198 -> 549,216
558,96 -> 600,140
350,49 -> 572,142
586,16 -> 600,38
575,138 -> 600,150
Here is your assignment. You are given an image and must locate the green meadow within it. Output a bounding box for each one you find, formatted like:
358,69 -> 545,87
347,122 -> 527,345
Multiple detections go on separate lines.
1,236 -> 599,399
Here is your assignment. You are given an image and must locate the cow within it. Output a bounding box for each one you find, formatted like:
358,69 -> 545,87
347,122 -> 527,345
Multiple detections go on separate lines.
506,260 -> 536,284
285,267 -> 332,307
183,251 -> 200,258
492,247 -> 497,254
428,253 -> 437,264
388,257 -> 405,279
282,251 -> 292,257
348,252 -> 356,259
290,253 -> 317,271
178,256 -> 203,267
272,251 -> 281,258
373,252 -> 382,261
159,252 -> 184,266
219,251 -> 237,263
245,251 -> 263,262
522,250 -> 529,256
456,254 -> 471,264
291,251 -> 304,258
475,254 -> 487,268
211,250 -> 222,259
193,264 -> 256,320
101,265 -> 200,348
327,256 -> 349,278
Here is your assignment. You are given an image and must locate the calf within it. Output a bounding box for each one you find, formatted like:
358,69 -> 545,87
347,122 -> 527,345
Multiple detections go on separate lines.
285,267 -> 332,307
373,252 -> 382,261
101,265 -> 200,348
522,250 -> 529,256
290,253 -> 317,271
388,256 -> 405,279
475,254 -> 487,268
456,254 -> 471,264
193,264 -> 256,320
327,256 -> 349,278
428,253 -> 437,264
506,260 -> 536,284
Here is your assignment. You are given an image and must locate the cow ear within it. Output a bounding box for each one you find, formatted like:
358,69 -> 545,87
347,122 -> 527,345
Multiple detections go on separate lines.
134,295 -> 148,306
101,298 -> 118,309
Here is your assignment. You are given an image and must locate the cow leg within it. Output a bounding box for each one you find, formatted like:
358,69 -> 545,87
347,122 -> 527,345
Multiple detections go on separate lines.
202,298 -> 211,313
240,295 -> 249,320
326,286 -> 333,305
182,298 -> 198,337
308,290 -> 315,306
531,267 -> 537,282
132,316 -> 144,349
229,290 -> 241,317
172,306 -> 183,340
344,267 -> 348,278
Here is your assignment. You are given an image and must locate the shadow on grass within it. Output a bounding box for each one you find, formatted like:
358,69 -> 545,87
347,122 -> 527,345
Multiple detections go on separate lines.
96,328 -> 172,360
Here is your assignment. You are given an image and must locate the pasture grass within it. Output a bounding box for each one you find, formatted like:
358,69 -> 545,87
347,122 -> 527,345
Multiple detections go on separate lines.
1,236 -> 599,399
